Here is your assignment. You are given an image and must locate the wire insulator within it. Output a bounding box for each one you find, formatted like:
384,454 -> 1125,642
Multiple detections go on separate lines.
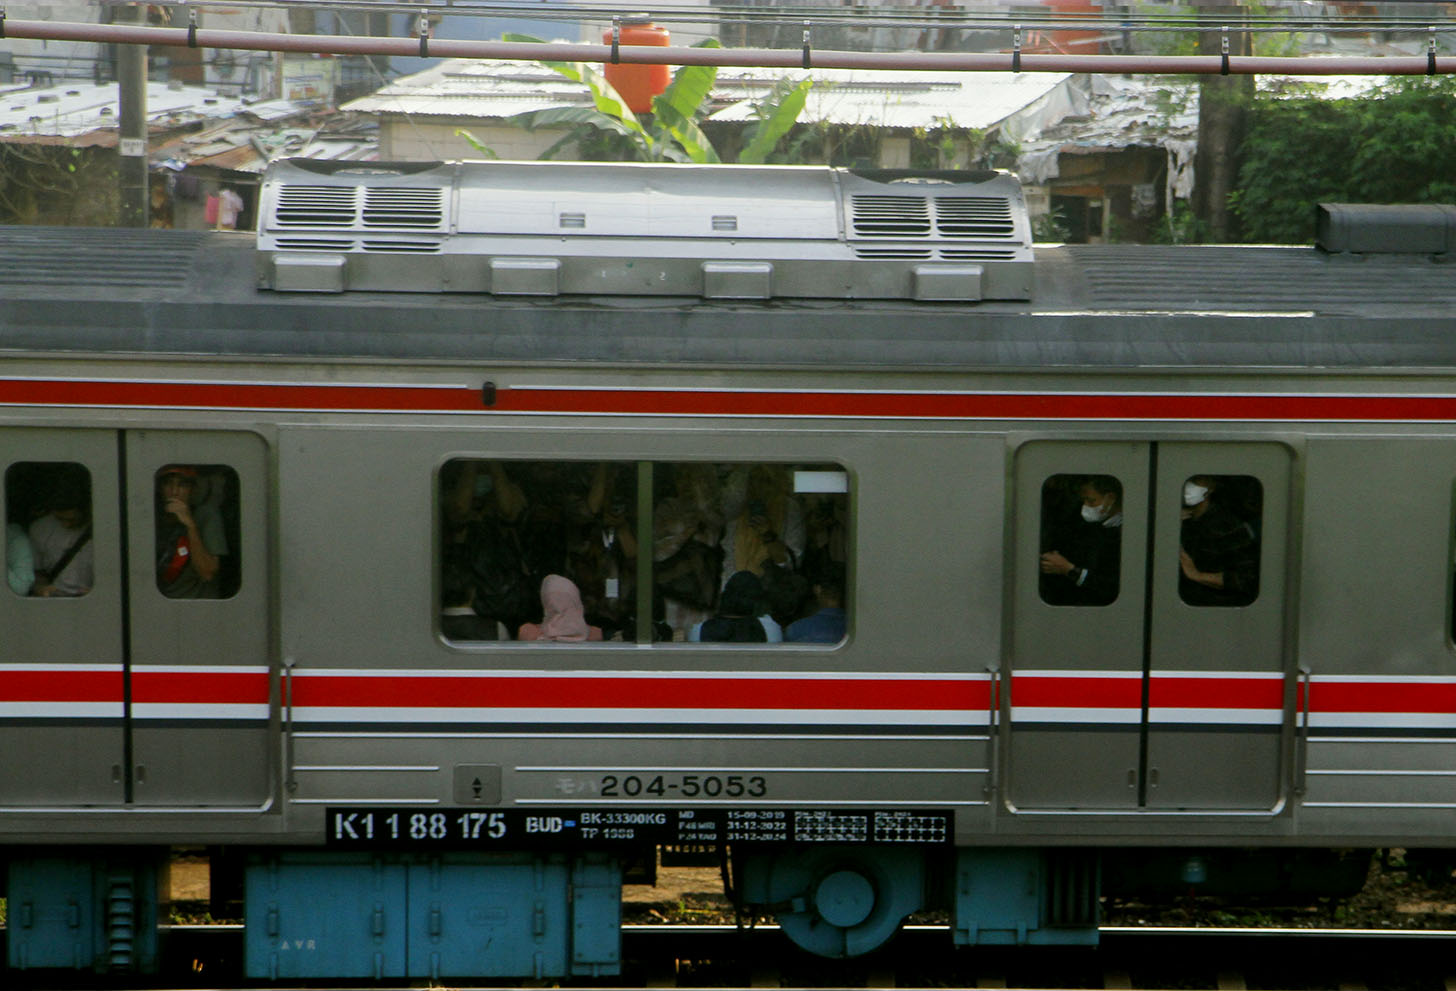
802,21 -> 811,69
1220,26 -> 1230,75
419,11 -> 429,59
1012,24 -> 1021,72
611,16 -> 620,64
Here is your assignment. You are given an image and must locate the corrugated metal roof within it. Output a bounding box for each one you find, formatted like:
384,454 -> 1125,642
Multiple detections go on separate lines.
708,67 -> 1072,131
0,81 -> 253,140
343,56 -> 1073,131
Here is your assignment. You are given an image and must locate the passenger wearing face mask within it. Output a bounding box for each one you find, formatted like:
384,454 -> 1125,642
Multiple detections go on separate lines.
1040,475 -> 1123,606
1179,475 -> 1259,607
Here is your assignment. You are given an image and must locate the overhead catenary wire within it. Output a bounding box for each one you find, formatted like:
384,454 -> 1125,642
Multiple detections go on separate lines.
78,0 -> 1456,36
1,16 -> 1453,76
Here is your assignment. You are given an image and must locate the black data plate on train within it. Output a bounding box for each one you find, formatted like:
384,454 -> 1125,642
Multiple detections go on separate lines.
325,807 -> 953,849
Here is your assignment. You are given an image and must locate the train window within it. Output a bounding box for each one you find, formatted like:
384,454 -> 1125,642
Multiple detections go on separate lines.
1038,474 -> 1122,607
1178,474 -> 1261,607
660,463 -> 848,644
440,460 -> 639,642
5,462 -> 93,598
154,464 -> 242,599
438,460 -> 850,644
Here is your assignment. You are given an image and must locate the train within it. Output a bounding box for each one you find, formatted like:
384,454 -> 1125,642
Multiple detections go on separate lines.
1,157 -> 1455,980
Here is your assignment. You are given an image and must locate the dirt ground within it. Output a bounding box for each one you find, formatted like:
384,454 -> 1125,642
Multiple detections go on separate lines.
168,850 -> 1456,928
167,857 -> 732,923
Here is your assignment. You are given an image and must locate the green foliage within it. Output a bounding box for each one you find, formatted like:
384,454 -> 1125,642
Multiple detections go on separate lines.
1231,77 -> 1456,243
1032,207 -> 1071,243
739,77 -> 813,165
454,130 -> 498,158
502,35 -> 809,165
908,115 -> 987,170
1150,201 -> 1211,245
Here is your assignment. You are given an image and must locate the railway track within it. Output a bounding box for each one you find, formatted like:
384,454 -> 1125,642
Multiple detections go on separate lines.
6,924 -> 1455,989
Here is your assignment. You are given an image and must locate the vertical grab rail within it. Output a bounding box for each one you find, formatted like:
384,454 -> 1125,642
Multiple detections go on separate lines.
283,657 -> 297,795
1295,665 -> 1312,796
984,666 -> 1001,798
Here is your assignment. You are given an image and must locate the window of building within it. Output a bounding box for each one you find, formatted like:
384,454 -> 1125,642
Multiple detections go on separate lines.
154,464 -> 241,599
439,460 -> 849,645
1178,474 -> 1261,608
1038,473 -> 1123,607
5,462 -> 93,598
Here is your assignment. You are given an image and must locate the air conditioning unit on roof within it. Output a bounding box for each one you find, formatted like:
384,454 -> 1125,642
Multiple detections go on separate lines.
256,158 -> 1033,302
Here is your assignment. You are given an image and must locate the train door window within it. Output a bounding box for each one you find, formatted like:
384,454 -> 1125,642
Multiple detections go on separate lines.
154,464 -> 242,599
1178,474 -> 1261,607
1037,473 -> 1123,606
440,459 -> 638,642
658,462 -> 848,645
6,462 -> 93,597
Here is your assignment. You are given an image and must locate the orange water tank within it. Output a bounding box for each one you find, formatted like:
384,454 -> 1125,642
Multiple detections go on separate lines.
603,19 -> 671,114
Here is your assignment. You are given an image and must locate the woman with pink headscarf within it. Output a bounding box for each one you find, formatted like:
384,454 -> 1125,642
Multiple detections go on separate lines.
516,575 -> 603,642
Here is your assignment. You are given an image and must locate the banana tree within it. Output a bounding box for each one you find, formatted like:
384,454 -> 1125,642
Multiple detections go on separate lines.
485,34 -> 811,165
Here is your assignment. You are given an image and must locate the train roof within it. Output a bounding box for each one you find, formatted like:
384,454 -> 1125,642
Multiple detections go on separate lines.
2,223 -> 1456,372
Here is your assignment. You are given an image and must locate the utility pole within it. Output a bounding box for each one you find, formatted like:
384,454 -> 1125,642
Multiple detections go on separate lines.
1192,5 -> 1254,242
116,2 -> 148,227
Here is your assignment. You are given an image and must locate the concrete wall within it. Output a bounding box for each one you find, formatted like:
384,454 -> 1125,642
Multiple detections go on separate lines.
381,119 -> 575,162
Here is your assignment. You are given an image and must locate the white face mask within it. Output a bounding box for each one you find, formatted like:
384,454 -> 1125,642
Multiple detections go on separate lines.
1082,502 -> 1110,523
1183,482 -> 1209,507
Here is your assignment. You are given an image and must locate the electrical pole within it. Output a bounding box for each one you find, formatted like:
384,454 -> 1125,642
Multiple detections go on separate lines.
117,2 -> 148,227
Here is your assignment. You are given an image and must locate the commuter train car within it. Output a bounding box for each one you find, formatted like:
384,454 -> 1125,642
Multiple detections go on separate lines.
2,158 -> 1455,980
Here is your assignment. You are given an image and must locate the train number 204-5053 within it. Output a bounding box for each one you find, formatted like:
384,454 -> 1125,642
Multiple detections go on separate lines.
600,774 -> 767,798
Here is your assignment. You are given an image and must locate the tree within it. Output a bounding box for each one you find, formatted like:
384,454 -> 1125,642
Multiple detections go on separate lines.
1191,8 -> 1254,242
471,34 -> 810,164
1231,77 -> 1456,243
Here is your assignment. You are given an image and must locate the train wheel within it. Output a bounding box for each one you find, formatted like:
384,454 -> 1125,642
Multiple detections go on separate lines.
740,848 -> 926,958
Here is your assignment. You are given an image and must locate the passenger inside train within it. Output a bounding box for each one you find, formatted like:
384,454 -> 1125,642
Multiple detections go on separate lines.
439,459 -> 850,643
1179,474 -> 1261,607
11,463 -> 93,598
1039,474 -> 1124,607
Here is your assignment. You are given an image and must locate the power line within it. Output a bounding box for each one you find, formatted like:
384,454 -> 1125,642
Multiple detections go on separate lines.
3,14 -> 1451,76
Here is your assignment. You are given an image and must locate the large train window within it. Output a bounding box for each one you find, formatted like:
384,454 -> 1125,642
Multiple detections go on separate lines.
439,460 -> 849,644
1038,473 -> 1122,607
1178,474 -> 1261,607
5,462 -> 94,598
662,463 -> 848,645
441,460 -> 639,641
154,464 -> 241,599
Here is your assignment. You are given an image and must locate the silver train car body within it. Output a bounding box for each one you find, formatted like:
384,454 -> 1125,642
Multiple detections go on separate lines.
2,159 -> 1456,977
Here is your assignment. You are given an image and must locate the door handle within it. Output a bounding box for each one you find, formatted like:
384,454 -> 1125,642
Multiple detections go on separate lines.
983,666 -> 1000,797
1295,665 -> 1312,796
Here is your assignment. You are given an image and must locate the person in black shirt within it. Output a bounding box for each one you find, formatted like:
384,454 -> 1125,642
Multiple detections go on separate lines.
1179,475 -> 1259,607
1040,475 -> 1123,607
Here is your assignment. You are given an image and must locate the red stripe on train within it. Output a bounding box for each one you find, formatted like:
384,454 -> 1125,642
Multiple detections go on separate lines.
0,670 -> 122,702
131,671 -> 270,705
8,379 -> 1456,421
289,675 -> 987,711
1310,681 -> 1456,714
1012,676 -> 1283,711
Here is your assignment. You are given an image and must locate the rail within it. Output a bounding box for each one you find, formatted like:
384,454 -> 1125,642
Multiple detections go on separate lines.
0,17 -> 1453,76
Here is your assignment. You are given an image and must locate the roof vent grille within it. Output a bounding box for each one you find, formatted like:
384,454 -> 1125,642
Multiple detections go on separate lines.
274,237 -> 356,251
275,185 -> 358,227
362,187 -> 445,228
940,248 -> 1018,261
362,239 -> 443,253
854,246 -> 934,260
935,196 -> 1016,239
851,195 -> 932,237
